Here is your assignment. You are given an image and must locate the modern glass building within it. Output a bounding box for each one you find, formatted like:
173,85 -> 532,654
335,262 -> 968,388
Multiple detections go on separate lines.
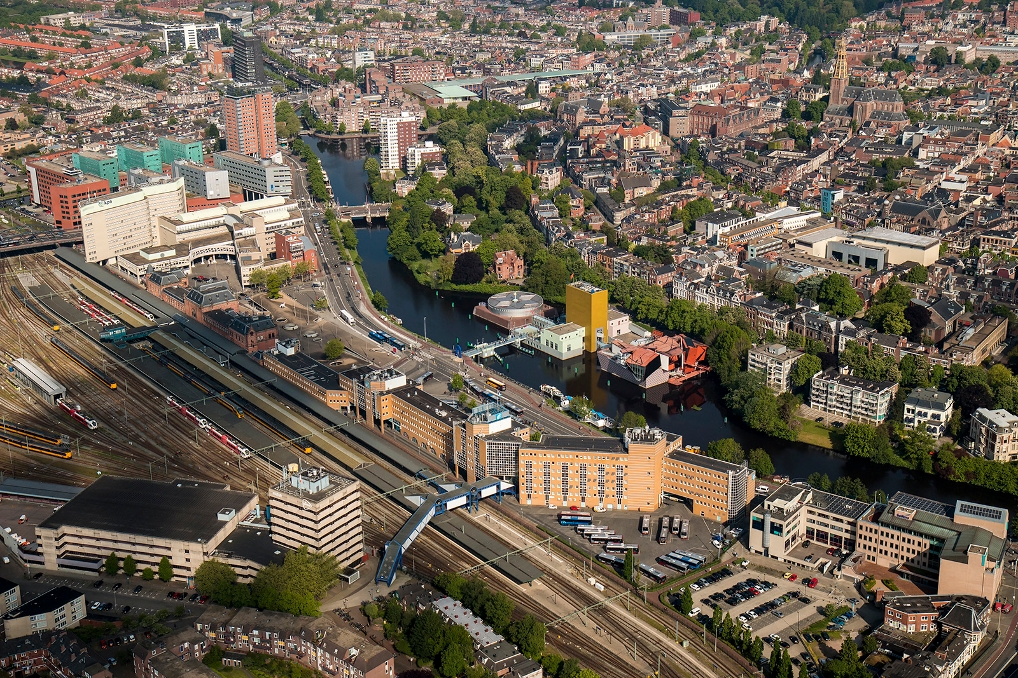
158,136 -> 204,166
116,143 -> 162,173
71,151 -> 118,190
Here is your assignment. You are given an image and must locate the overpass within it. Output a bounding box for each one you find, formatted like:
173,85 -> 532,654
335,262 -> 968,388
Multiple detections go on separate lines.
0,229 -> 82,255
375,474 -> 516,585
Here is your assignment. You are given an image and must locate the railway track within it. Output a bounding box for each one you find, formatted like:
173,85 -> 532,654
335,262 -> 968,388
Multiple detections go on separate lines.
0,259 -> 268,491
16,253 -> 750,678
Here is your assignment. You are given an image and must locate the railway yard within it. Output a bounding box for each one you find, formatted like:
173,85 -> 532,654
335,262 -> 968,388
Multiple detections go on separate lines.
0,250 -> 757,678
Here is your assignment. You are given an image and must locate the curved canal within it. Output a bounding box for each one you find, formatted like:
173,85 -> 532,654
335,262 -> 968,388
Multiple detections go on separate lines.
309,137 -> 1018,513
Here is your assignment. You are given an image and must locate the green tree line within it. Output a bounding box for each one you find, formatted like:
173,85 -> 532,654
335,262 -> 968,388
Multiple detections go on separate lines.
193,546 -> 338,617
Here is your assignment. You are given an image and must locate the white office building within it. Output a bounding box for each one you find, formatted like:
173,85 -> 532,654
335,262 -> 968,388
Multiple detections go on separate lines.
213,151 -> 291,200
79,178 -> 187,263
172,160 -> 231,200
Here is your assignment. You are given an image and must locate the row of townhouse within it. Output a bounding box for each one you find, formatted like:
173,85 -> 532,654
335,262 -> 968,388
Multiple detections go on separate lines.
194,606 -> 394,678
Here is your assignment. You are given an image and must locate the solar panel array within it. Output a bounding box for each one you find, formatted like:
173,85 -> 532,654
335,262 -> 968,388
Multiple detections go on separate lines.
889,492 -> 951,517
957,502 -> 1005,522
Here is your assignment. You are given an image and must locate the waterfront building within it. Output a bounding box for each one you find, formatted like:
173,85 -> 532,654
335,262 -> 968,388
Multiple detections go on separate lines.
904,389 -> 954,437
969,408 -> 1018,462
405,140 -> 443,173
565,281 -> 609,353
539,323 -> 585,360
267,468 -> 362,566
378,111 -> 418,171
747,343 -> 804,393
810,368 -> 897,422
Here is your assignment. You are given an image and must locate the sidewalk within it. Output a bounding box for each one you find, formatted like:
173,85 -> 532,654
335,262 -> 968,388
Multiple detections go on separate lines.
972,613 -> 1018,678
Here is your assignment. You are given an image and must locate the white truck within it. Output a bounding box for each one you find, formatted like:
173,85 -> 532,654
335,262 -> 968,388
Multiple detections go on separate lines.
340,309 -> 355,325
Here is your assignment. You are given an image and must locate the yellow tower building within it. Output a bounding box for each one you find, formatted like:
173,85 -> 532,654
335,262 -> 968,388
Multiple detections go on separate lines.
565,281 -> 608,353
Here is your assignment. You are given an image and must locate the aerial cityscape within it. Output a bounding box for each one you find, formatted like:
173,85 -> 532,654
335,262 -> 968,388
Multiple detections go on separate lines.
3,0 -> 1018,677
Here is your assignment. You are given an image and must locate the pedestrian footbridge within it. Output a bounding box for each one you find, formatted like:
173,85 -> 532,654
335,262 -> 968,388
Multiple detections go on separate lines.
375,475 -> 516,585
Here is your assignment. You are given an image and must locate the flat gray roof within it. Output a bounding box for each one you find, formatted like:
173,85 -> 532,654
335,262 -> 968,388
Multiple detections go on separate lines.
853,227 -> 939,249
38,476 -> 255,544
0,478 -> 82,502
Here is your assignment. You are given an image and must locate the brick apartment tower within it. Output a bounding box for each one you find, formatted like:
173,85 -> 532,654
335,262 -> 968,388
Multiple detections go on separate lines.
222,90 -> 277,159
378,111 -> 418,171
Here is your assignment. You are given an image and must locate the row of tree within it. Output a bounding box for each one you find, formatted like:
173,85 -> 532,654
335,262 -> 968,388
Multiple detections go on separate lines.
432,572 -> 546,659
248,261 -> 312,299
292,138 -> 330,202
104,552 -> 172,581
193,546 -> 339,617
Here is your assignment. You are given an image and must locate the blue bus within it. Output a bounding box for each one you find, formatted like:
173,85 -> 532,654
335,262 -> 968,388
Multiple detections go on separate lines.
657,555 -> 690,573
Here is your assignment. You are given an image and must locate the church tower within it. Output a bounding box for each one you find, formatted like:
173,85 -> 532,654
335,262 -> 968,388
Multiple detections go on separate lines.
830,39 -> 849,106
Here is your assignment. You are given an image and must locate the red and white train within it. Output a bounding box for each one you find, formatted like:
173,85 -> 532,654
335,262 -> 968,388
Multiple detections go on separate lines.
75,296 -> 119,328
166,396 -> 251,458
57,398 -> 98,430
110,291 -> 156,322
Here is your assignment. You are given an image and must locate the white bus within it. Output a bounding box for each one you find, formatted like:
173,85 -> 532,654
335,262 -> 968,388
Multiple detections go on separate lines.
340,310 -> 355,325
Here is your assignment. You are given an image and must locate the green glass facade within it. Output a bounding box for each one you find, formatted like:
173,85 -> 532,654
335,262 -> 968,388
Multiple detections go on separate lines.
159,137 -> 204,166
72,152 -> 119,190
117,144 -> 162,173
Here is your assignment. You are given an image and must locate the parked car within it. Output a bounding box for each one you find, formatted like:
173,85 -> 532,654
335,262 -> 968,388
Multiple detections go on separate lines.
807,578 -> 818,588
133,585 -> 143,594
93,580 -> 104,589
112,583 -> 121,591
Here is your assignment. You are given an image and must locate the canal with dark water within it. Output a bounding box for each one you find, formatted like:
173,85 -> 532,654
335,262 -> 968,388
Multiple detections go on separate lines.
307,135 -> 1018,514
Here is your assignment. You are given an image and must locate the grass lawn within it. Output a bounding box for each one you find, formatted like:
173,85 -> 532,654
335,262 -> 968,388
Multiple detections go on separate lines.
796,418 -> 836,449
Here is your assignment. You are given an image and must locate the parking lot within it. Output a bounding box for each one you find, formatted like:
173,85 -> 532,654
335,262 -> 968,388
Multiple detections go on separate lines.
533,499 -> 734,575
28,573 -> 209,617
669,555 -> 869,669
